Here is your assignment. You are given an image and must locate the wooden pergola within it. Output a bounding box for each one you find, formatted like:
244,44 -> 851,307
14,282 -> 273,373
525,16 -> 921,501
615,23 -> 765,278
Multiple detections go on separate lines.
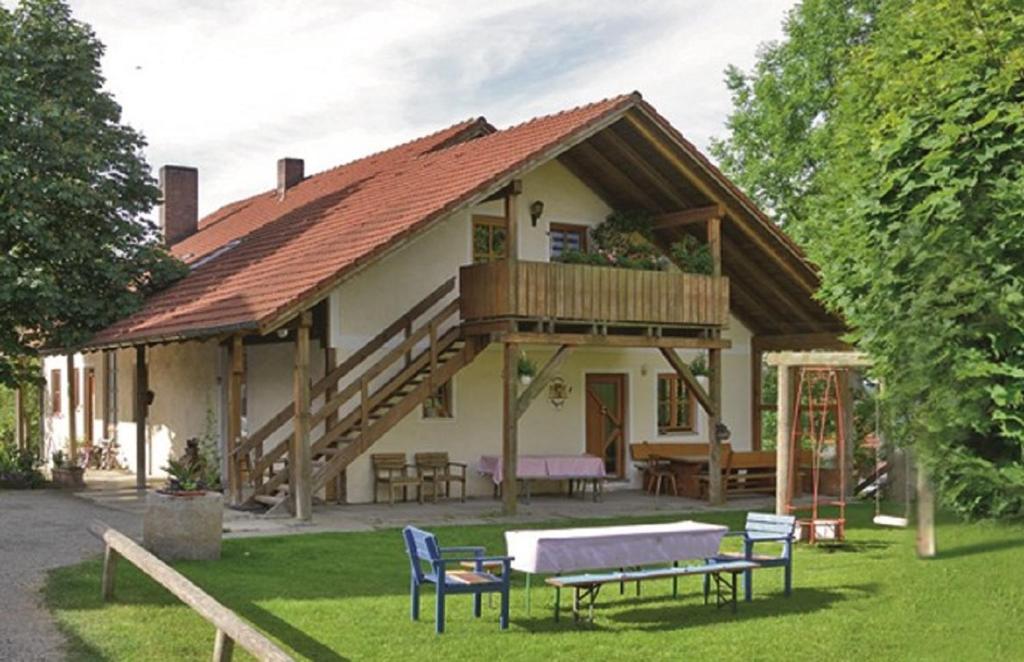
765,351 -> 936,557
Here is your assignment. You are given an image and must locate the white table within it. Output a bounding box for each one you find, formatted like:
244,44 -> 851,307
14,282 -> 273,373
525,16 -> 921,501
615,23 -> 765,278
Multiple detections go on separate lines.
505,520 -> 728,612
478,454 -> 606,501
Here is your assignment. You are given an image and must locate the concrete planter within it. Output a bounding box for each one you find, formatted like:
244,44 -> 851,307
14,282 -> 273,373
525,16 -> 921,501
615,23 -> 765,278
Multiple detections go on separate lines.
51,467 -> 85,489
143,490 -> 223,561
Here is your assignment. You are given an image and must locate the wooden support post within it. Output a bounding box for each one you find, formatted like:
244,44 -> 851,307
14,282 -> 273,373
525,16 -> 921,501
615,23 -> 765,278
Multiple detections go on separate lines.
67,353 -> 77,463
707,343 -> 724,505
707,215 -> 722,277
502,342 -> 519,515
751,340 -> 763,450
14,384 -> 25,451
840,370 -> 856,499
291,311 -> 313,521
134,346 -> 147,490
213,629 -> 235,662
775,365 -> 793,515
227,335 -> 245,506
916,461 -> 936,558
515,345 -> 573,419
323,347 -> 345,504
505,180 -> 522,314
101,546 -> 119,601
659,348 -> 716,416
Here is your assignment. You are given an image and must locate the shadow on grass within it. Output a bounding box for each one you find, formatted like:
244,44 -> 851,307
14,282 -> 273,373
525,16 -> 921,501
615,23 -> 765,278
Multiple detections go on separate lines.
236,603 -> 351,662
807,539 -> 893,554
515,584 -> 879,633
936,537 -> 1024,560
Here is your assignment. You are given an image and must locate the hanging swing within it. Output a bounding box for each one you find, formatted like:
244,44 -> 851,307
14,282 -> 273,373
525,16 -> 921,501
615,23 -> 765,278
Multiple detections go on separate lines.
868,397 -> 910,528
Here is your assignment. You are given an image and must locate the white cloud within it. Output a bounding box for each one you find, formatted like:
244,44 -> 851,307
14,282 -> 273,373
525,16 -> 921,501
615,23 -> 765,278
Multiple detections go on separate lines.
67,0 -> 795,215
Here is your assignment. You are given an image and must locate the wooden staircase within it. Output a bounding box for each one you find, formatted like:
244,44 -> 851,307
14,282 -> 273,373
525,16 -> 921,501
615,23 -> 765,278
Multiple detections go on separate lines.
233,278 -> 488,514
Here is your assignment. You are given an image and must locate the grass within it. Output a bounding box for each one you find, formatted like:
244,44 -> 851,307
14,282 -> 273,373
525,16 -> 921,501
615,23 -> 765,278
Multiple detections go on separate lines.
45,504 -> 1024,661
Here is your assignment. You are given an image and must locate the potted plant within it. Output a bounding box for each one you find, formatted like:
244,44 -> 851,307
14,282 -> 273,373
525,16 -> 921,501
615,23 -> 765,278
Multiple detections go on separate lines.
50,450 -> 85,489
143,438 -> 223,561
517,354 -> 537,386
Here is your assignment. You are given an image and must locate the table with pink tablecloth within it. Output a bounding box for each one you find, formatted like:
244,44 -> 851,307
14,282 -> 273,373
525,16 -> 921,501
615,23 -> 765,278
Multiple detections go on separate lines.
478,454 -> 606,501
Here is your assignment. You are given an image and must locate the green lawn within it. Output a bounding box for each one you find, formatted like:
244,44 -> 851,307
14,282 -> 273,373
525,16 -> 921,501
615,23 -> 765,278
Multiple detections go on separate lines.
46,504 -> 1024,661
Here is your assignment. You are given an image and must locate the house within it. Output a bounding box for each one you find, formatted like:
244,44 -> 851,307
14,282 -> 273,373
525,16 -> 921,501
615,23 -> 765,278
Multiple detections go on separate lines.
41,92 -> 845,518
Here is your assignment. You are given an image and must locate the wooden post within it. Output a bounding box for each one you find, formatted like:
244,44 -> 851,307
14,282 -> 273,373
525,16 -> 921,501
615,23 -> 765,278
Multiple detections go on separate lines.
67,353 -> 77,463
916,461 -> 936,558
750,340 -> 763,450
707,215 -> 722,277
14,384 -> 25,451
134,346 -> 147,490
101,546 -> 119,601
502,342 -> 519,515
323,347 -> 345,504
505,180 -> 522,314
707,343 -> 724,505
227,335 -> 245,505
775,364 -> 792,515
291,311 -> 313,521
840,369 -> 856,499
213,629 -> 235,662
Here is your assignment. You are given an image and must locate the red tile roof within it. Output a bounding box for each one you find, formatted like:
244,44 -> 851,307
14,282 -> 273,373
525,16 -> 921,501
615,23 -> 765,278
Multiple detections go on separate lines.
88,93 -> 639,347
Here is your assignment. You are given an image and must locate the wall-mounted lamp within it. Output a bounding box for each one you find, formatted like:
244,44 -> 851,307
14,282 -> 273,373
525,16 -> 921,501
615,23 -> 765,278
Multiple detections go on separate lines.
548,375 -> 572,410
276,328 -> 289,339
529,200 -> 545,227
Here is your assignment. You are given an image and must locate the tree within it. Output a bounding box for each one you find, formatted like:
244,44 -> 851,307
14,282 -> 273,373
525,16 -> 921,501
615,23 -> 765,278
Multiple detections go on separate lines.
0,0 -> 184,387
807,0 -> 1024,519
710,0 -> 880,235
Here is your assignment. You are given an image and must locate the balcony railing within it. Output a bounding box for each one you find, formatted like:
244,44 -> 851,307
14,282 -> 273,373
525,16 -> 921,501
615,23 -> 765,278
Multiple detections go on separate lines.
459,260 -> 729,327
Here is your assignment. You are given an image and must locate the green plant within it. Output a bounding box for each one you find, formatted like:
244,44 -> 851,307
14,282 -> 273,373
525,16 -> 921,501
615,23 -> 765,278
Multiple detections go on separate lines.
670,235 -> 715,275
161,458 -> 203,493
196,406 -> 222,490
0,441 -> 44,488
689,355 -> 709,377
51,450 -> 65,469
517,354 -> 536,379
557,249 -> 611,266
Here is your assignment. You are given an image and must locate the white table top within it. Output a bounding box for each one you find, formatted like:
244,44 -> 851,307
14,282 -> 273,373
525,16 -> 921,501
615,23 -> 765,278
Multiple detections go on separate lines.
505,520 -> 728,573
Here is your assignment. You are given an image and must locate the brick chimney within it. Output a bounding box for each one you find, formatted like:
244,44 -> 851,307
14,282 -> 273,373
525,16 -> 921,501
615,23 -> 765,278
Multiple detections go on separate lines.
158,165 -> 198,245
277,158 -> 304,198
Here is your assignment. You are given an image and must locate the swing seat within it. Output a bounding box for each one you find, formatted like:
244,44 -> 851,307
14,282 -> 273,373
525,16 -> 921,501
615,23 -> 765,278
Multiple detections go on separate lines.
873,514 -> 908,528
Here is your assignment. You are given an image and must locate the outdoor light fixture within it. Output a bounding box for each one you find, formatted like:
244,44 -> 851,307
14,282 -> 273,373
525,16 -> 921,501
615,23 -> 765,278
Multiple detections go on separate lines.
548,376 -> 572,409
276,328 -> 289,339
529,200 -> 545,226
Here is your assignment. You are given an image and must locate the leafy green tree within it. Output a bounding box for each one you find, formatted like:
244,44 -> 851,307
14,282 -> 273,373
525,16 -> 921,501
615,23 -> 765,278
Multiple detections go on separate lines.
710,0 -> 880,234
0,0 -> 185,387
807,0 -> 1024,519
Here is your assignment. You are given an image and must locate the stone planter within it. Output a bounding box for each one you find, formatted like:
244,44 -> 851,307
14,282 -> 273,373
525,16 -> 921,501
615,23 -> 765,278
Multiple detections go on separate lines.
143,490 -> 223,561
51,467 -> 85,489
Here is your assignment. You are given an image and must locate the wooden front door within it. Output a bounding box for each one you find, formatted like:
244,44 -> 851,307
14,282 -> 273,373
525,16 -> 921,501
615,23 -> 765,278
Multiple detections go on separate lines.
585,374 -> 628,477
84,368 -> 95,444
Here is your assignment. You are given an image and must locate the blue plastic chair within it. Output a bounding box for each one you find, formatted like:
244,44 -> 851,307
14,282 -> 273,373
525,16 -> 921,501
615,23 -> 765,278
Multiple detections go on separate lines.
707,512 -> 797,601
402,526 -> 513,634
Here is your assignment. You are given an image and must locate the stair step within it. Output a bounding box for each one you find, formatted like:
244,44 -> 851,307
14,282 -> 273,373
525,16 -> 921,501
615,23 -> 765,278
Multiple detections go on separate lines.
253,494 -> 286,507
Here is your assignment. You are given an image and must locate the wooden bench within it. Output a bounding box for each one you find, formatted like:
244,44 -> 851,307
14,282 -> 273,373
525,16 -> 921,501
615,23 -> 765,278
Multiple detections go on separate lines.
544,560 -> 760,622
630,442 -> 733,497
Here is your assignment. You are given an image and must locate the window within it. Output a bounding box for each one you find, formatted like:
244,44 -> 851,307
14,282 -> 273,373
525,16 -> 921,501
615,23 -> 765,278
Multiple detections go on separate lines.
51,369 -> 62,415
472,215 -> 507,263
657,373 -> 696,434
549,223 -> 588,259
423,380 -> 453,419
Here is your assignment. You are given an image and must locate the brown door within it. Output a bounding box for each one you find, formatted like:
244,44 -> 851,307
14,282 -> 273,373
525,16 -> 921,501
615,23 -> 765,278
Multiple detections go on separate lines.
84,368 -> 95,444
586,374 -> 628,477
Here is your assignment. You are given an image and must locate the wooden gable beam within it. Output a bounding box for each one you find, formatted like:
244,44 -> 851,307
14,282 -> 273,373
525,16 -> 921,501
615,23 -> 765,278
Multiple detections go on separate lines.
515,345 -> 573,419
597,128 -> 694,206
659,347 -> 717,417
652,205 -> 725,230
570,141 -> 666,211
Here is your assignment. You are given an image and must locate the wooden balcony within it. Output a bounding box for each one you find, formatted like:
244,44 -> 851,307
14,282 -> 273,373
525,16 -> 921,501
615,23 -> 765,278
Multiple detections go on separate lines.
459,260 -> 729,328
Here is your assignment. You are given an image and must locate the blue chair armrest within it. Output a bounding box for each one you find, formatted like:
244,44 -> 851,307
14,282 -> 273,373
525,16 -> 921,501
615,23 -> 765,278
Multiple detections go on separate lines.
436,555 -> 514,565
441,546 -> 486,555
747,534 -> 793,543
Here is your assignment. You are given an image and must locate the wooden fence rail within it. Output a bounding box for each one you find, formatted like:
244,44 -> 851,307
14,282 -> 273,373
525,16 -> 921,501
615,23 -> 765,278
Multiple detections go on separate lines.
88,520 -> 295,662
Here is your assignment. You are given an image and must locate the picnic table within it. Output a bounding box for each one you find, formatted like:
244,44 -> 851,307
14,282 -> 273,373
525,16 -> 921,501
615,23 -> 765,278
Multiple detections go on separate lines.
504,520 -> 728,614
478,454 -> 605,501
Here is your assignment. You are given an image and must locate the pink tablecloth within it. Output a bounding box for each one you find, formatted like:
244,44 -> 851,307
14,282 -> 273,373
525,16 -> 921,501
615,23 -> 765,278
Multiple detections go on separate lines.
478,454 -> 606,484
505,520 -> 728,573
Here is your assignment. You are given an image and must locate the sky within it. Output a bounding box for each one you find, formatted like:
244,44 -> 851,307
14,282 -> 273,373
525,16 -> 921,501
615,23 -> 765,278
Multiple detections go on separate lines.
67,0 -> 797,216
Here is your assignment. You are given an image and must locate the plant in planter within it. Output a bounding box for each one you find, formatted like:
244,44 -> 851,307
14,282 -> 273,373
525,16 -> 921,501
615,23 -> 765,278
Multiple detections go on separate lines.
689,355 -> 709,377
50,449 -> 85,489
0,442 -> 44,489
517,354 -> 537,386
143,438 -> 223,562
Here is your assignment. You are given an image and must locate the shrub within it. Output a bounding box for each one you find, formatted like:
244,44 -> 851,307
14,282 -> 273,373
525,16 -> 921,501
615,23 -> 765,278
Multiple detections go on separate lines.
0,442 -> 45,488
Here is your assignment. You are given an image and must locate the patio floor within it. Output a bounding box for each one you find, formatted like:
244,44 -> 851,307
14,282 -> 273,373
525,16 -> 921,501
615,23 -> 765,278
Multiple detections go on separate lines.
74,469 -> 783,538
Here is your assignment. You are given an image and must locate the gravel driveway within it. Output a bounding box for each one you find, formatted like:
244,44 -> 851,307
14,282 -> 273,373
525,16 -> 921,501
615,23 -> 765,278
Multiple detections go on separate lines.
0,488 -> 141,661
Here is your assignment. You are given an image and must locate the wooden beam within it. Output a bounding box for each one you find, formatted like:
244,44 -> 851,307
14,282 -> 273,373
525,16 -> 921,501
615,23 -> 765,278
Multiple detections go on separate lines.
751,341 -> 763,451
707,215 -> 722,277
505,180 -> 521,318
652,205 -> 725,230
707,342 -> 724,505
323,347 -> 345,504
67,354 -> 77,463
659,348 -> 716,417
570,140 -> 666,211
752,333 -> 851,352
134,346 -> 147,490
502,342 -> 519,515
227,335 -> 245,506
14,384 -> 25,451
501,332 -> 731,350
515,345 -> 573,419
481,179 -> 523,203
596,128 -> 693,207
775,365 -> 793,515
765,351 -> 872,368
291,311 -> 313,521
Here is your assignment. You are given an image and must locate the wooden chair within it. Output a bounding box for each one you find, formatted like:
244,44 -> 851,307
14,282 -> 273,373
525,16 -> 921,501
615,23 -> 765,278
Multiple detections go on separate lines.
402,526 -> 512,634
414,452 -> 467,502
707,512 -> 797,601
372,453 -> 422,505
646,454 -> 678,497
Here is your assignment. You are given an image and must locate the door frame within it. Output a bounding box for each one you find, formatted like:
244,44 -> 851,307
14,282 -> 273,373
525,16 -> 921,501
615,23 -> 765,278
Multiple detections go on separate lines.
584,372 -> 629,478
